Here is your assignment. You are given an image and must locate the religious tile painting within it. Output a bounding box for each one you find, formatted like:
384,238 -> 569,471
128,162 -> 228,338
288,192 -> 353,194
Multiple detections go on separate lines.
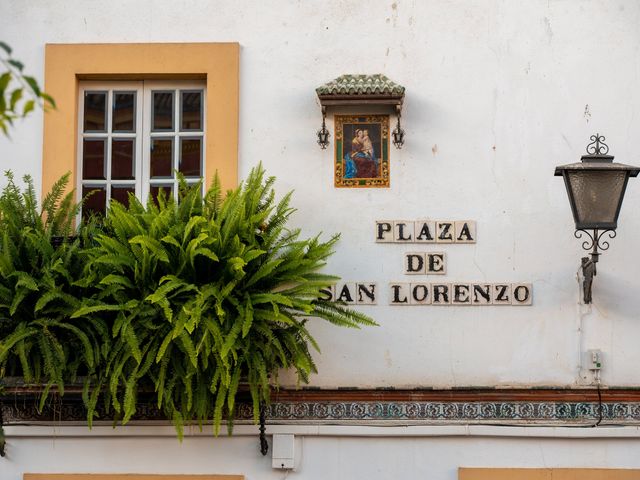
335,115 -> 389,188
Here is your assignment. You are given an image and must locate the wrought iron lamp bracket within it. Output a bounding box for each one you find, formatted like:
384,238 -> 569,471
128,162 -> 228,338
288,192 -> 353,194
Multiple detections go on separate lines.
574,228 -> 616,304
392,104 -> 405,149
316,106 -> 330,149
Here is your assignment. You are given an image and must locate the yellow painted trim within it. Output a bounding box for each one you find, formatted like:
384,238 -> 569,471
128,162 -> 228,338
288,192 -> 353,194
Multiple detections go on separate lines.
459,468 -> 640,480
43,43 -> 239,197
25,476 -> 243,480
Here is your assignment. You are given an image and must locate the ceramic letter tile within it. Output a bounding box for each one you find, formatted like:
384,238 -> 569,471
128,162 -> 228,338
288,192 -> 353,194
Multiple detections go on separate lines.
492,284 -> 512,305
410,283 -> 432,305
455,220 -> 477,243
471,284 -> 492,305
432,283 -> 452,305
357,283 -> 377,305
375,221 -> 394,243
336,283 -> 356,304
451,284 -> 472,305
394,221 -> 414,242
404,253 -> 426,274
414,220 -> 436,243
511,283 -> 533,305
426,252 -> 446,275
436,221 -> 454,243
389,283 -> 410,305
319,285 -> 336,302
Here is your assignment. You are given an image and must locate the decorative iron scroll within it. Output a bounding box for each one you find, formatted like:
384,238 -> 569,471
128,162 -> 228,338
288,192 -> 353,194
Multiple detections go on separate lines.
585,133 -> 609,155
575,229 -> 616,252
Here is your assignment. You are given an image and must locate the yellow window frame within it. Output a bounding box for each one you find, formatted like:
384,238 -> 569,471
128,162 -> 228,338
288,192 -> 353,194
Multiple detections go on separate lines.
459,468 -> 640,480
43,43 -> 239,198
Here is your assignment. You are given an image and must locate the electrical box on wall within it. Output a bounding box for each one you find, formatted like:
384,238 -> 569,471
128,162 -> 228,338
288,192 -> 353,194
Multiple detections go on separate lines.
587,349 -> 603,371
272,434 -> 295,470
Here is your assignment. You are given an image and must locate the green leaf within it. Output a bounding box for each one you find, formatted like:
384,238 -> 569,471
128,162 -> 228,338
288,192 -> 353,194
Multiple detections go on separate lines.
8,59 -> 24,71
242,297 -> 254,337
0,73 -> 11,92
124,326 -> 142,364
129,235 -> 169,263
10,88 -> 23,109
0,41 -> 13,54
23,75 -> 41,96
22,99 -> 35,116
71,302 -> 129,318
41,92 -> 56,109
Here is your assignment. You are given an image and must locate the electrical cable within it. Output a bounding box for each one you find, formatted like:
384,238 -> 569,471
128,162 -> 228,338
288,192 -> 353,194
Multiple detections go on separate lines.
594,372 -> 603,427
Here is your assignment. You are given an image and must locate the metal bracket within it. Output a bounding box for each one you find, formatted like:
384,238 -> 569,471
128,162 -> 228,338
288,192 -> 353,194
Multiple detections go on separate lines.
259,402 -> 268,456
581,256 -> 596,304
575,229 -> 616,304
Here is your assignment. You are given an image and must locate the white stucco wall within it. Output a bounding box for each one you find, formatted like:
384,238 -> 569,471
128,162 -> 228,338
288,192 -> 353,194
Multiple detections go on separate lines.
3,1 -> 640,478
2,425 -> 640,480
1,0 -> 640,389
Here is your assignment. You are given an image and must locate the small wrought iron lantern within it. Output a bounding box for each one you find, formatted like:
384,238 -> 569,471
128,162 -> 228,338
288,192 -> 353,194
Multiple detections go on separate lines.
392,107 -> 405,149
317,107 -> 330,149
555,134 -> 640,303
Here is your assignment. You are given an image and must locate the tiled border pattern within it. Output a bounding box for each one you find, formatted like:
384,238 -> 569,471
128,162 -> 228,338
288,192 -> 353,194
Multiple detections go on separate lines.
4,398 -> 640,425
238,401 -> 640,424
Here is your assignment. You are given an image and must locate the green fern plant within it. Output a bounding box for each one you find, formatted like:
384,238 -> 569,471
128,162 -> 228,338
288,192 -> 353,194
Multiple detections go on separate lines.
0,172 -> 101,408
75,164 -> 375,435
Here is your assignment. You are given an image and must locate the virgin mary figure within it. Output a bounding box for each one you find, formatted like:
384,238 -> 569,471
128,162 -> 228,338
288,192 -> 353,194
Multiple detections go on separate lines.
344,128 -> 377,179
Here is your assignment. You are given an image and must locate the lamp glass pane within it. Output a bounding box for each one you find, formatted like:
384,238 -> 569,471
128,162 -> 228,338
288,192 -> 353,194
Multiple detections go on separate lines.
567,170 -> 627,226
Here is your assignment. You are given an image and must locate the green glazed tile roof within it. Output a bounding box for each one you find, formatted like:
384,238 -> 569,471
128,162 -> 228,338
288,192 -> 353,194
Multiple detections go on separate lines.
316,74 -> 405,96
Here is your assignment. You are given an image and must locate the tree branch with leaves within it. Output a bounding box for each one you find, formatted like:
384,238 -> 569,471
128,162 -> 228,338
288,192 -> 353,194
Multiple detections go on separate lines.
0,41 -> 55,136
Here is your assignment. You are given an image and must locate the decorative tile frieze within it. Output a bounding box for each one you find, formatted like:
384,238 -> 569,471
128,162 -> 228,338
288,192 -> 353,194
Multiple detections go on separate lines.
3,393 -> 640,426
237,401 -> 640,424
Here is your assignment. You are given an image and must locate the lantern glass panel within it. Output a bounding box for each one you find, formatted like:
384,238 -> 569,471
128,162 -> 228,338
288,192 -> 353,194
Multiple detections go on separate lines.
567,170 -> 627,226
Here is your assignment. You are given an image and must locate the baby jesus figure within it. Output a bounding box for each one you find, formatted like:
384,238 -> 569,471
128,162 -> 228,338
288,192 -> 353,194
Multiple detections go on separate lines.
361,129 -> 374,159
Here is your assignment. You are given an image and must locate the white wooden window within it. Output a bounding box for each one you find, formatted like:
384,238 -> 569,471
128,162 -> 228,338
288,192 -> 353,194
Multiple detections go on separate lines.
78,80 -> 206,217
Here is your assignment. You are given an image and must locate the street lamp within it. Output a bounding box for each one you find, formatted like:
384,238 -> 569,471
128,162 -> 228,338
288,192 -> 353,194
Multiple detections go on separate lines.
555,134 -> 640,303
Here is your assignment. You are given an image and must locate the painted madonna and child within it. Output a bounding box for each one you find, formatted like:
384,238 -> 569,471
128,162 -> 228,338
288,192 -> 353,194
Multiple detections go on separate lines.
345,128 -> 378,179
335,115 -> 389,187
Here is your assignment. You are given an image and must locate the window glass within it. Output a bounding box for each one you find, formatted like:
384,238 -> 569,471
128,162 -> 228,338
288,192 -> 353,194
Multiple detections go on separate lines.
111,139 -> 135,180
179,138 -> 202,176
150,138 -> 174,178
83,92 -> 107,132
181,91 -> 202,130
152,91 -> 174,131
79,82 -> 205,217
150,185 -> 174,205
113,92 -> 136,132
82,186 -> 106,218
82,139 -> 106,180
111,186 -> 135,207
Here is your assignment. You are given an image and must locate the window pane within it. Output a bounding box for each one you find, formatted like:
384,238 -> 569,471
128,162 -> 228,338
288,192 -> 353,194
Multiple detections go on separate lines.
82,186 -> 106,219
181,91 -> 202,130
83,92 -> 106,132
113,92 -> 135,132
111,186 -> 135,208
179,138 -> 202,177
150,139 -> 173,178
150,185 -> 173,205
82,139 -> 106,180
152,91 -> 174,131
111,139 -> 135,180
